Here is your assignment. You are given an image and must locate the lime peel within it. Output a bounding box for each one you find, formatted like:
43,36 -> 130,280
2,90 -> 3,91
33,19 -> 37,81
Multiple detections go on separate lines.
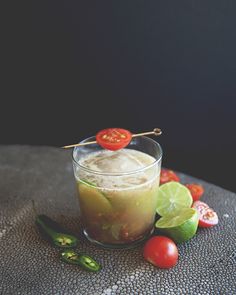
155,208 -> 199,244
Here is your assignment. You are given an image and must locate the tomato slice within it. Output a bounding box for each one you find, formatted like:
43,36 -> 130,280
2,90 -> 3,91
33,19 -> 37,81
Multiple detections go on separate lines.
96,128 -> 132,151
143,236 -> 178,269
185,184 -> 204,202
192,201 -> 218,228
160,169 -> 180,185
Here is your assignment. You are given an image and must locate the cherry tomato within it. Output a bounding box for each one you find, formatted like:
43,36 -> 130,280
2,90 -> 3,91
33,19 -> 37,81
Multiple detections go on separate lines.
143,236 -> 178,268
185,184 -> 204,202
96,128 -> 132,151
160,169 -> 180,185
192,201 -> 218,228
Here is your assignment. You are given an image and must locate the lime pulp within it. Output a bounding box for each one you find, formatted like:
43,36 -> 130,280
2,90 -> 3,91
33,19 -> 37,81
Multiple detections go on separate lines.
156,182 -> 192,216
155,207 -> 199,243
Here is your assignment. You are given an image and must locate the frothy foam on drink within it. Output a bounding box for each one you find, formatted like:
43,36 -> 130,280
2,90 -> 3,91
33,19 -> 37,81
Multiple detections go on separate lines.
80,149 -> 154,173
76,149 -> 159,190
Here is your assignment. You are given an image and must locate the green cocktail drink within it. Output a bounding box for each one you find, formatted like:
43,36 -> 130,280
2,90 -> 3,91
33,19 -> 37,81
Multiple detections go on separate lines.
73,137 -> 162,249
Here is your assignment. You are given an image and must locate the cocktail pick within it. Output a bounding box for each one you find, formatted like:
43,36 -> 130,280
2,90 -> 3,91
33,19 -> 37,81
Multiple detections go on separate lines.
62,128 -> 162,149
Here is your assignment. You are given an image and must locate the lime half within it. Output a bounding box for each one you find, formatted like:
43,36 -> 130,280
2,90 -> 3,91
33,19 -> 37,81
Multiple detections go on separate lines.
155,208 -> 199,243
156,182 -> 192,216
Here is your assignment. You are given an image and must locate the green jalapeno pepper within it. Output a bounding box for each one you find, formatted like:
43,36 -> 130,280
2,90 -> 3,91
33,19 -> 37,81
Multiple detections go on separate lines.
60,249 -> 101,272
36,215 -> 78,248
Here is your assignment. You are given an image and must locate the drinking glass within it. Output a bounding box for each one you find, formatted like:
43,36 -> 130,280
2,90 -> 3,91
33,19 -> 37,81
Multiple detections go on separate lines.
72,136 -> 162,249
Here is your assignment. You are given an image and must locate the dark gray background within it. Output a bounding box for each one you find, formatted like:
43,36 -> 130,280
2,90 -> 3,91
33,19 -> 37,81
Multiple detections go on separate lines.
2,1 -> 236,191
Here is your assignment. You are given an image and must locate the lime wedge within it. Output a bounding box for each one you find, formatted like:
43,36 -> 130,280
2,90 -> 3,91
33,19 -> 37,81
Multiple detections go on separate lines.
78,181 -> 112,215
156,182 -> 192,216
155,208 -> 199,243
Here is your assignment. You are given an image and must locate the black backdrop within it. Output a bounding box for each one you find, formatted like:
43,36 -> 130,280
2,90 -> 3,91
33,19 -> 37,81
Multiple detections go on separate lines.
2,1 -> 236,192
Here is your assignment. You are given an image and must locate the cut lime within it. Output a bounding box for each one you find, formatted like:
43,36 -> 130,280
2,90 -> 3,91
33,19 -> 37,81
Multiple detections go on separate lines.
155,208 -> 199,243
78,181 -> 112,215
156,182 -> 192,216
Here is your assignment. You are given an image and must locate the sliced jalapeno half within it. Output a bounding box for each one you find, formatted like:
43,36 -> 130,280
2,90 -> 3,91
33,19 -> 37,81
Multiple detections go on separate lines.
36,215 -> 78,248
60,249 -> 101,272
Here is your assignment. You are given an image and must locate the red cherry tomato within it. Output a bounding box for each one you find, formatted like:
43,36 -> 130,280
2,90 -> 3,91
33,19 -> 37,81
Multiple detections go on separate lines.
96,128 -> 132,151
160,169 -> 180,185
192,201 -> 218,228
185,184 -> 204,202
143,236 -> 178,268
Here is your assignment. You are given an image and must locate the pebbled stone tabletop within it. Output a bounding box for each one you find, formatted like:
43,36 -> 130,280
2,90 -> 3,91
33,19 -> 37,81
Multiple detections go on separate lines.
0,145 -> 235,295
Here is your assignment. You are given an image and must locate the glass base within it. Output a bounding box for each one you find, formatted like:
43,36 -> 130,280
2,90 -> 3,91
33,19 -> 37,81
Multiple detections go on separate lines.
83,228 -> 154,250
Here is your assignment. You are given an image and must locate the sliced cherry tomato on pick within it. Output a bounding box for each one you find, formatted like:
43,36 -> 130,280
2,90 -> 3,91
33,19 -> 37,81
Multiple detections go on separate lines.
96,128 -> 132,151
185,184 -> 204,202
192,201 -> 218,228
160,169 -> 180,185
143,236 -> 178,269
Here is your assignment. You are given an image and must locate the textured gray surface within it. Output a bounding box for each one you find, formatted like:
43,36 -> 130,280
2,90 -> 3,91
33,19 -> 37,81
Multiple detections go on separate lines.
0,145 -> 236,295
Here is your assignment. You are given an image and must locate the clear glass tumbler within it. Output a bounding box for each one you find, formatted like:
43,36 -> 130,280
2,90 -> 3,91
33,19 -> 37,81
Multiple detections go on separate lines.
72,136 -> 162,249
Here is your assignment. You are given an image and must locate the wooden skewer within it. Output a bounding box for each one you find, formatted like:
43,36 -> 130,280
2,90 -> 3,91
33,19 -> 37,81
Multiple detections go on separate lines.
62,128 -> 162,149
132,128 -> 162,138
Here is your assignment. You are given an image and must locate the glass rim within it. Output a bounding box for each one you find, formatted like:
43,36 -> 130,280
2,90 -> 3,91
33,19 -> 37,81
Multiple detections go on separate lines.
72,135 -> 162,176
